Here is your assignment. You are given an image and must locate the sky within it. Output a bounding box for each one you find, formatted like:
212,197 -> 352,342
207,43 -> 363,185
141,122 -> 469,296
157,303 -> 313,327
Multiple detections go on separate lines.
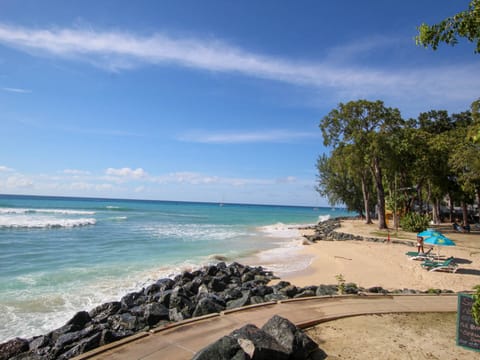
0,0 -> 479,206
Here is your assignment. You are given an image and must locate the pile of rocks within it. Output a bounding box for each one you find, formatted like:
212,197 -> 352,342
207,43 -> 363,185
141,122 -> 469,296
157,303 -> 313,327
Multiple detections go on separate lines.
303,218 -> 414,246
0,261 -> 455,360
0,262 -> 331,360
193,315 -> 324,360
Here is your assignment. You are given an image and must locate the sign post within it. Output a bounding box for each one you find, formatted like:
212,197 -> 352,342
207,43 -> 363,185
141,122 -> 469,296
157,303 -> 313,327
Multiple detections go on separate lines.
457,293 -> 480,352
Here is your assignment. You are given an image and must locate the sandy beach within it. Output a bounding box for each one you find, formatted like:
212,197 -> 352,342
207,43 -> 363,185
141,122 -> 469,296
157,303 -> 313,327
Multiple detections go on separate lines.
286,219 -> 480,292
285,219 -> 480,359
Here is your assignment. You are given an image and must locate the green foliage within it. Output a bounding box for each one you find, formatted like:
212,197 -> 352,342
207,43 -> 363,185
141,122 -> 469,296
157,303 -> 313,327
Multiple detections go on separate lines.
400,212 -> 431,232
473,285 -> 480,325
416,0 -> 480,53
335,274 -> 346,295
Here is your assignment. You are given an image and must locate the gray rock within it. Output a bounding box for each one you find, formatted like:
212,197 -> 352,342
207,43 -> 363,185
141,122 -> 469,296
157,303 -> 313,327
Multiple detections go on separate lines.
89,301 -> 121,323
226,291 -> 251,309
315,285 -> 337,296
192,335 -> 248,360
0,338 -> 29,360
192,296 -> 225,317
144,303 -> 169,326
230,324 -> 289,360
261,315 -> 318,360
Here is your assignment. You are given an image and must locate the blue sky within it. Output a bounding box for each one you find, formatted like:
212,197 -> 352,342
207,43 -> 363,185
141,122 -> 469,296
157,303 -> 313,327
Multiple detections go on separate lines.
0,1 -> 479,206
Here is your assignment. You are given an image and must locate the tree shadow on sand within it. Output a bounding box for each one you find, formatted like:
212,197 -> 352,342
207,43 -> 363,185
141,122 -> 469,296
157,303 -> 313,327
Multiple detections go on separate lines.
455,268 -> 480,276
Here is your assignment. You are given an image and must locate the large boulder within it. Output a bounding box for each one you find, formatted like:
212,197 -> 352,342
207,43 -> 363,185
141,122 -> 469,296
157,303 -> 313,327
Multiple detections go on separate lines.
230,324 -> 289,360
191,336 -> 248,360
192,315 -> 322,360
261,315 -> 318,360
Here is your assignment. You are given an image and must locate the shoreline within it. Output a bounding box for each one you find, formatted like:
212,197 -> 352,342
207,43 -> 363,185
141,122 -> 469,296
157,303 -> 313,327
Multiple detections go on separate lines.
3,217 -> 479,359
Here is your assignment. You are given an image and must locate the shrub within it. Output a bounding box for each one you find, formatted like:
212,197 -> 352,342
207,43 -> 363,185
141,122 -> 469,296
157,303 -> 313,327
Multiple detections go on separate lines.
400,212 -> 431,232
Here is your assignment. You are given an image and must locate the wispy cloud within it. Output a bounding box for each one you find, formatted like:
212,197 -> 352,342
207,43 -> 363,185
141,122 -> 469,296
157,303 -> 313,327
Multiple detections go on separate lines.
178,130 -> 320,144
2,87 -> 31,93
0,23 -> 478,113
105,167 -> 147,179
0,165 -> 14,172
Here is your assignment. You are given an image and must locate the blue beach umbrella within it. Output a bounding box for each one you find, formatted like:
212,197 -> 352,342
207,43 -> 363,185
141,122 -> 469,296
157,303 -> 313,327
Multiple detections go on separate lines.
417,230 -> 445,238
423,235 -> 456,257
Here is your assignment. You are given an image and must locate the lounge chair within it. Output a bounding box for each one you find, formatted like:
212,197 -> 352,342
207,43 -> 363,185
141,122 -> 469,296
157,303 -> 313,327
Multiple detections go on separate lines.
421,257 -> 458,273
405,248 -> 435,260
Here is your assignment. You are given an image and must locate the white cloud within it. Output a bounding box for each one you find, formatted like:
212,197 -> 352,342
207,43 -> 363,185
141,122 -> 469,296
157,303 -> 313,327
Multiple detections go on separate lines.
105,167 -> 147,179
2,87 -> 31,94
0,23 -> 478,112
178,130 -> 319,144
6,175 -> 33,188
276,176 -> 297,184
62,169 -> 91,175
0,165 -> 14,172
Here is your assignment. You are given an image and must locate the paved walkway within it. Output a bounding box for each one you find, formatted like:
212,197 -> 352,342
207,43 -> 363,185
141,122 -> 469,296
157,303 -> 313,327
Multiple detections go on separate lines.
74,294 -> 458,360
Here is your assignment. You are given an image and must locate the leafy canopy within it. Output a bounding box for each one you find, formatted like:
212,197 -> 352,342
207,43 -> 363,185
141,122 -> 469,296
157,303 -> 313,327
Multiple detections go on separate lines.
416,0 -> 480,53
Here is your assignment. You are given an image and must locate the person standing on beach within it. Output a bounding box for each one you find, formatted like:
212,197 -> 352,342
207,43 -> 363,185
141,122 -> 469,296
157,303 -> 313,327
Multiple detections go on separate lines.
416,236 -> 424,254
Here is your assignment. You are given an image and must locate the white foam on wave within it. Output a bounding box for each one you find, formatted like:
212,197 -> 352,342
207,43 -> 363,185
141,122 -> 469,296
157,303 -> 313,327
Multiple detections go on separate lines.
318,214 -> 331,223
142,223 -> 249,241
257,222 -> 306,239
0,216 -> 96,228
0,208 -> 95,215
253,222 -> 314,276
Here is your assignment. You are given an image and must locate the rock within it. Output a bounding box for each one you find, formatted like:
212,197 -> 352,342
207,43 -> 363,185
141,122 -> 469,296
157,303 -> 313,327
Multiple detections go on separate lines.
28,335 -> 50,352
168,307 -> 191,322
89,301 -> 121,323
108,313 -> 145,332
315,285 -> 337,296
192,296 -> 225,317
264,293 -> 288,302
66,311 -> 91,329
121,292 -> 145,309
192,336 -> 248,360
226,291 -> 251,309
278,284 -> 299,298
368,286 -> 387,294
144,303 -> 170,326
100,329 -> 132,346
344,283 -> 359,294
249,296 -> 266,305
294,289 -> 315,298
209,276 -> 228,292
155,278 -> 175,292
0,338 -> 29,360
261,315 -> 318,359
230,324 -> 289,360
56,332 -> 101,360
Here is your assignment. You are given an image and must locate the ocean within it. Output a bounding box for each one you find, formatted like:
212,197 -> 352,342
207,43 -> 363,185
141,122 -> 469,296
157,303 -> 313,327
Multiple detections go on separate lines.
0,194 -> 352,343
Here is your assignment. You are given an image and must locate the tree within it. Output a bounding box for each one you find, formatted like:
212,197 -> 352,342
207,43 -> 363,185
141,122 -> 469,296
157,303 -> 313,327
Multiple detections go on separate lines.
416,0 -> 480,53
316,144 -> 374,222
320,100 -> 403,229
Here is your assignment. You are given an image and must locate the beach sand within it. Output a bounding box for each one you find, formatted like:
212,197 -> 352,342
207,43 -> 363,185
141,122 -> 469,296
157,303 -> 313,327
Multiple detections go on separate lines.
285,219 -> 480,358
288,219 -> 480,292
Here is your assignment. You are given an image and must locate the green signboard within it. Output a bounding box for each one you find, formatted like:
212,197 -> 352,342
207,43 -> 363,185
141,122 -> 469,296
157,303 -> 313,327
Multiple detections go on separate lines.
457,293 -> 480,352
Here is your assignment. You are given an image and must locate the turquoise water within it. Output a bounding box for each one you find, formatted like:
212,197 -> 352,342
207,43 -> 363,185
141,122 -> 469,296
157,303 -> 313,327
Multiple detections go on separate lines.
0,194 -> 352,342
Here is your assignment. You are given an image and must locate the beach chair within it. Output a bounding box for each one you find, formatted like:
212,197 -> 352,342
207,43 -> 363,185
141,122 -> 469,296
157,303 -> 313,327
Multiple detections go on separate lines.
405,248 -> 435,260
421,257 -> 458,273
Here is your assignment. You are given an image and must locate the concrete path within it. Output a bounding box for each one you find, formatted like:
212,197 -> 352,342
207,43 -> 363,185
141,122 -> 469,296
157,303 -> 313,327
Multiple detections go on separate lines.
74,294 -> 458,360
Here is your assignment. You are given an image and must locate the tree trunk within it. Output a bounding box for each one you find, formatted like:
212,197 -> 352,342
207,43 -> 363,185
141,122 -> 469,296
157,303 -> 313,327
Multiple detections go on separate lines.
432,198 -> 441,224
448,193 -> 454,222
361,177 -> 372,224
372,157 -> 387,229
461,201 -> 468,226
